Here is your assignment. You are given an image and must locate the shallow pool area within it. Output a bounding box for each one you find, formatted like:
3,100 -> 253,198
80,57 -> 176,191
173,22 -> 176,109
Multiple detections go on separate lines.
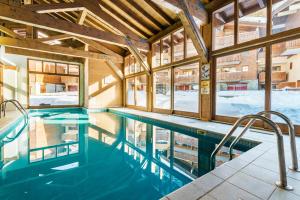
0,108 -> 257,200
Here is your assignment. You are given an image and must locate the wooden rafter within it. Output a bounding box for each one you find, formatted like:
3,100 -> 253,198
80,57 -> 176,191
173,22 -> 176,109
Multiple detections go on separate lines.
0,36 -> 122,63
76,0 -> 143,41
151,0 -> 208,25
5,47 -> 84,63
178,0 -> 208,63
146,0 -> 175,25
100,2 -> 150,38
0,4 -> 149,51
37,34 -> 73,42
0,25 -> 23,39
24,2 -> 85,13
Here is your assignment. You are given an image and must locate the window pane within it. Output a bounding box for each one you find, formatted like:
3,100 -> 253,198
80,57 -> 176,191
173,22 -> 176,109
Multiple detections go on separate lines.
271,38 -> 300,124
152,41 -> 161,68
162,36 -> 171,65
43,62 -> 55,73
56,63 -> 68,74
238,0 -> 267,43
29,74 -> 79,106
173,28 -> 184,61
29,60 -> 42,72
135,58 -> 141,73
124,56 -> 130,75
69,65 -> 79,75
272,0 -> 300,34
135,75 -> 147,107
213,3 -> 235,50
129,56 -> 135,74
126,78 -> 135,105
186,33 -> 198,58
216,48 -> 266,117
174,62 -> 199,112
153,69 -> 171,109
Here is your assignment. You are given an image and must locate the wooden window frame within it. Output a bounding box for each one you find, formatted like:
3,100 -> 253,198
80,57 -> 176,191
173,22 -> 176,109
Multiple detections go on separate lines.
27,58 -> 81,109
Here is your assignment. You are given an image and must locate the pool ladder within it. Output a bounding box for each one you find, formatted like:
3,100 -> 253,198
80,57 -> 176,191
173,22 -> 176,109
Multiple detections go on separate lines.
0,99 -> 29,144
210,111 -> 299,191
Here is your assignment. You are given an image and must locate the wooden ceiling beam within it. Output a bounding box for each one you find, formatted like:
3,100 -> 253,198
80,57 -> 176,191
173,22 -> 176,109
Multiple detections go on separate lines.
23,2 -> 85,13
0,36 -> 122,63
0,25 -> 23,39
35,33 -> 123,62
0,4 -> 149,51
178,0 -> 208,63
99,2 -> 150,38
37,34 -> 73,42
5,47 -> 84,63
76,0 -> 144,42
151,0 -> 208,25
146,0 -> 175,25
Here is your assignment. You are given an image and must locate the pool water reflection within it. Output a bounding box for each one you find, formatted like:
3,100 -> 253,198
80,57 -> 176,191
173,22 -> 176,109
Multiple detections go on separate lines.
0,109 -> 256,200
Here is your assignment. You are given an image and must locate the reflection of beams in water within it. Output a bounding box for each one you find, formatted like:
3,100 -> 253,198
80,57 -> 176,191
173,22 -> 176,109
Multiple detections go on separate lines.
124,141 -> 194,181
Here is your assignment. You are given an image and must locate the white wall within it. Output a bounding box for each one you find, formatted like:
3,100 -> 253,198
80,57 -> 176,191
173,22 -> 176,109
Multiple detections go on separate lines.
0,46 -> 28,108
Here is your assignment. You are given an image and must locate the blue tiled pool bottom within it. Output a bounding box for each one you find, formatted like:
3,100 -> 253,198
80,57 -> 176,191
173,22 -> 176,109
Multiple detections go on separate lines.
0,108 -> 258,200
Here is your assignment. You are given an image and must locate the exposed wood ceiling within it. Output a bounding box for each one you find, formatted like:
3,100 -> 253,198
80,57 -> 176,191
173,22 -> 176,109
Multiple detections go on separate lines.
0,0 -> 210,68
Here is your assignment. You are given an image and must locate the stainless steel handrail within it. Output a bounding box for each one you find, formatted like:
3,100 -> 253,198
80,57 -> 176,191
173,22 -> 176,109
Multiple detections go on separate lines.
210,114 -> 293,190
0,99 -> 28,122
229,111 -> 299,171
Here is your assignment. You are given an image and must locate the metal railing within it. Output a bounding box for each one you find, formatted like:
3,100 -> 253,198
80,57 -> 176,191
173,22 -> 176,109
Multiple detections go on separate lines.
229,111 -> 299,171
0,99 -> 29,145
210,114 -> 293,190
0,99 -> 28,122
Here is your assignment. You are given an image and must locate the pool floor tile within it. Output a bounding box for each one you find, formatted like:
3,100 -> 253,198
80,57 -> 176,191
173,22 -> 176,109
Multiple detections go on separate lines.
166,182 -> 206,200
191,173 -> 223,193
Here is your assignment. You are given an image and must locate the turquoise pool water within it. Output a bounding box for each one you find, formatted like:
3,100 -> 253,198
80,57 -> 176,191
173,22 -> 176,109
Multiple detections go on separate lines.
0,108 -> 257,200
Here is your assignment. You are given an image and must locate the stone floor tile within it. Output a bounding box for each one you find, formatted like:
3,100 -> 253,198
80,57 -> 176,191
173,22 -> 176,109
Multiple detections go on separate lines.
209,182 -> 261,200
227,172 -> 276,199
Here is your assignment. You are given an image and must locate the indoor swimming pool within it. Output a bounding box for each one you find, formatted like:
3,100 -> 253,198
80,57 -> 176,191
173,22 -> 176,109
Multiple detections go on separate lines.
0,108 -> 258,200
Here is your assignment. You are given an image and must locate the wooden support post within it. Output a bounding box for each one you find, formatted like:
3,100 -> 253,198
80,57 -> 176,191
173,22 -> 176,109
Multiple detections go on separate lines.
178,0 -> 208,64
77,9 -> 88,25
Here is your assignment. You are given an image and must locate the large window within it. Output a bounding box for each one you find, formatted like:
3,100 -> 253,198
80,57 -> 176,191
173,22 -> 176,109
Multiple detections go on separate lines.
153,69 -> 171,109
174,62 -> 200,113
28,59 -> 80,107
271,38 -> 300,124
126,75 -> 147,108
152,28 -> 198,68
212,3 -> 235,50
216,48 -> 266,117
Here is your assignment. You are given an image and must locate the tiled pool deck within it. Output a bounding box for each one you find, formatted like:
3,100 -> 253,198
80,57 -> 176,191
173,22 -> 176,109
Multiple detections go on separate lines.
109,108 -> 300,200
1,108 -> 300,200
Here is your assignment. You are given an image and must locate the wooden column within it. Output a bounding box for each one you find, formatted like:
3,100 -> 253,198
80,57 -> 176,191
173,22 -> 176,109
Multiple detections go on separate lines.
83,44 -> 89,108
